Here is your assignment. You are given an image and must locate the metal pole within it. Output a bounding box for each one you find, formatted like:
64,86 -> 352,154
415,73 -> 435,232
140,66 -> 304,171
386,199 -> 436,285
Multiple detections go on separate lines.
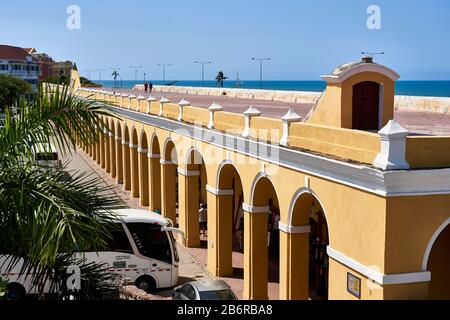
195,61 -> 211,87
260,60 -> 263,89
252,58 -> 271,90
202,64 -> 205,86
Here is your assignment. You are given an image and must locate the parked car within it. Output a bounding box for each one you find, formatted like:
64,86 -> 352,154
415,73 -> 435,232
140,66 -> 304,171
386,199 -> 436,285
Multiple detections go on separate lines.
172,280 -> 238,300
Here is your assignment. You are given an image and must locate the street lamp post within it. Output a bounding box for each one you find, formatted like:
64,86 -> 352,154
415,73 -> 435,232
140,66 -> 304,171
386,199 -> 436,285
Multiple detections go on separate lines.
130,66 -> 143,86
194,61 -> 212,87
251,57 -> 271,89
157,64 -> 172,84
144,72 -> 147,83
84,70 -> 95,81
95,69 -> 106,83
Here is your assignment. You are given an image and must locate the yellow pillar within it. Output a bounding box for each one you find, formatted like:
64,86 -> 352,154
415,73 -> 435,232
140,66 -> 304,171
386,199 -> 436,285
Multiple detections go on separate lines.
96,134 -> 101,165
130,143 -> 140,198
105,132 -> 111,174
160,160 -> 177,225
149,154 -> 161,212
92,139 -> 97,161
138,147 -> 149,206
207,187 -> 234,277
100,131 -> 106,169
122,139 -> 131,190
88,143 -> 94,158
243,205 -> 269,300
279,227 -> 310,300
110,133 -> 117,179
116,136 -> 123,184
178,169 -> 201,248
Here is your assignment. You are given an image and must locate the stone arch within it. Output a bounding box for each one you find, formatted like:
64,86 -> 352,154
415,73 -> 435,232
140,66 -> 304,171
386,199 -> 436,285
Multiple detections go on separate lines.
115,120 -> 122,139
122,123 -> 131,190
148,132 -> 162,212
287,187 -> 331,241
424,218 -> 450,300
422,217 -> 450,271
150,133 -> 161,155
161,138 -> 178,224
285,188 -> 330,300
140,129 -> 148,149
163,138 -> 178,163
215,160 -> 244,191
209,161 -> 245,281
245,173 -> 280,300
137,129 -> 149,206
249,172 -> 278,207
130,126 -> 140,198
178,148 -> 208,248
183,146 -> 204,170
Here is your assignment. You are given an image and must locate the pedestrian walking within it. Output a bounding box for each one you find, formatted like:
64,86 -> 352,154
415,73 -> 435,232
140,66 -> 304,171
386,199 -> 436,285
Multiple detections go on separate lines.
199,203 -> 208,237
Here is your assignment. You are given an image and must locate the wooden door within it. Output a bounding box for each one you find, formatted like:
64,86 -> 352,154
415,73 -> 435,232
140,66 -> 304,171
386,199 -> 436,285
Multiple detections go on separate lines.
352,81 -> 380,131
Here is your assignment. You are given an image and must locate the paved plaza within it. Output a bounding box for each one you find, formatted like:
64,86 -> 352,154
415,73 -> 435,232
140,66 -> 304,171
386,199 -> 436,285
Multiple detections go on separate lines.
103,87 -> 450,136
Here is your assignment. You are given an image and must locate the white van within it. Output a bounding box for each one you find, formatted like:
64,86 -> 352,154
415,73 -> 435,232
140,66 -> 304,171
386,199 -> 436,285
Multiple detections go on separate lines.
31,142 -> 62,169
0,209 -> 183,300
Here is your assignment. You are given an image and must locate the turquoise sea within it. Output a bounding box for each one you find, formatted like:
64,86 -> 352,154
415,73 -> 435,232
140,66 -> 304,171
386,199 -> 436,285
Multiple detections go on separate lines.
98,80 -> 450,98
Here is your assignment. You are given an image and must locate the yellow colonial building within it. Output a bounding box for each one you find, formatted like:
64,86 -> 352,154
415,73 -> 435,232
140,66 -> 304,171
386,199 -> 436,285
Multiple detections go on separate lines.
64,59 -> 449,300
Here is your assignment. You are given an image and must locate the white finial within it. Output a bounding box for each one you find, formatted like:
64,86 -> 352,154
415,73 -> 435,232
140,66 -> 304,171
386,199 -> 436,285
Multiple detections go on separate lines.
373,120 -> 410,170
243,106 -> 261,116
281,109 -> 302,123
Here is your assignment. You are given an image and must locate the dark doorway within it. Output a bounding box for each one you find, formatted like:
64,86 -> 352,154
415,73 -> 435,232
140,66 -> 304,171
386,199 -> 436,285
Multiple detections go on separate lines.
352,81 -> 380,131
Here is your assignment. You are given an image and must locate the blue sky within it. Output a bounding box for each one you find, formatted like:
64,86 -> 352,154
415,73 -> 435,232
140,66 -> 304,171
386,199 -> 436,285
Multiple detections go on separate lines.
1,0 -> 450,80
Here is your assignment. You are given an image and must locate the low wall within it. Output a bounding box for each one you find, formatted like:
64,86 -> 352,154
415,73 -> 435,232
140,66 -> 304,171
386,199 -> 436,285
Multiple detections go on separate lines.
135,84 -> 322,104
134,85 -> 450,114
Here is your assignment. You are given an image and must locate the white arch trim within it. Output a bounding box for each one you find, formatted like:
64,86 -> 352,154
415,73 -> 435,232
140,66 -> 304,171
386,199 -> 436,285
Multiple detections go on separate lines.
183,146 -> 204,170
162,137 -> 178,164
248,172 -> 276,207
322,63 -> 400,83
130,126 -> 139,145
139,129 -> 149,148
287,187 -> 329,236
215,159 -> 244,191
422,217 -> 450,271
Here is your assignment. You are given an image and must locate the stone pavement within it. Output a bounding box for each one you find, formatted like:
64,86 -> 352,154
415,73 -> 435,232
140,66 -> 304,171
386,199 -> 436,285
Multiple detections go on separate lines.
103,87 -> 450,136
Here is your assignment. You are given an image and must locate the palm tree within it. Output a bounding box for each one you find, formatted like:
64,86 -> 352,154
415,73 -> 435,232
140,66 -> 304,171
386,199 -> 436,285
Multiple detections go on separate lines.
216,71 -> 228,88
111,71 -> 120,88
0,84 -> 125,299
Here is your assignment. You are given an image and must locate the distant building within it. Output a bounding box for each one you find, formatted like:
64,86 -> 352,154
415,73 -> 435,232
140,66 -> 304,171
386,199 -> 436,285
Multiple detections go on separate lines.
0,45 -> 41,90
52,61 -> 76,79
24,48 -> 54,81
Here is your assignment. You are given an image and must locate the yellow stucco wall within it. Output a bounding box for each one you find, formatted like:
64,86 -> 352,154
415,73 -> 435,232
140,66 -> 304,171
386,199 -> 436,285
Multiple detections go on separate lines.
308,85 -> 342,127
385,195 -> 450,274
290,122 -> 381,164
214,112 -> 245,134
406,136 -> 450,169
250,117 -> 283,143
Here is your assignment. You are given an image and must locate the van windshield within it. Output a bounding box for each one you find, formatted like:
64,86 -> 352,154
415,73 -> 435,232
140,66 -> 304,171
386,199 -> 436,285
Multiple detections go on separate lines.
35,153 -> 58,161
126,223 -> 172,264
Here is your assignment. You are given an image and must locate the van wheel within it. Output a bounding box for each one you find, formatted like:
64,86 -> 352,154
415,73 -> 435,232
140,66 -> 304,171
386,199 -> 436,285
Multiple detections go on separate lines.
135,276 -> 156,294
5,283 -> 26,301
